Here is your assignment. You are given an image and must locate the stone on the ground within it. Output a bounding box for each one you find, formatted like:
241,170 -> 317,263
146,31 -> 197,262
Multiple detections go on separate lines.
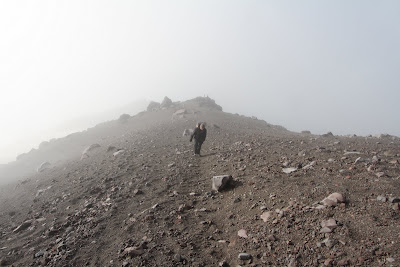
81,144 -> 101,159
282,167 -> 297,174
303,161 -> 316,170
260,211 -> 273,222
337,259 -> 350,266
354,157 -> 364,164
174,254 -> 183,262
34,250 -> 45,258
113,150 -> 125,157
123,246 -> 144,257
321,193 -> 345,207
174,109 -> 186,115
238,253 -> 252,260
288,257 -> 297,267
323,238 -> 337,248
13,220 -> 33,233
238,229 -> 248,238
211,175 -> 233,191
133,189 -> 143,195
321,218 -> 337,229
377,195 -> 387,202
37,162 -> 51,172
320,227 -> 332,233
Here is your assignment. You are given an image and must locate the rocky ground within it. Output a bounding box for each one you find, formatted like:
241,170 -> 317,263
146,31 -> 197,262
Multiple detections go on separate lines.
0,97 -> 399,266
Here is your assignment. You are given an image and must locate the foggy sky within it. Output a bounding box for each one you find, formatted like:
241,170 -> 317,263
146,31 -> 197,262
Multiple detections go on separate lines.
1,1 -> 400,164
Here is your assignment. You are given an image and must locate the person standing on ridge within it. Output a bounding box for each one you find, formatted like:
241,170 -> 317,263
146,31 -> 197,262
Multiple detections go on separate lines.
190,123 -> 207,156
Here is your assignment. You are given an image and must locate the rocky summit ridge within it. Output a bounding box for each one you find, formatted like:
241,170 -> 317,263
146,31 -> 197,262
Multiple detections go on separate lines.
0,96 -> 399,266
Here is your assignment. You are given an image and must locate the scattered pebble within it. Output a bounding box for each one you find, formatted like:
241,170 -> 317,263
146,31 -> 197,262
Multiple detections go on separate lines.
238,253 -> 252,260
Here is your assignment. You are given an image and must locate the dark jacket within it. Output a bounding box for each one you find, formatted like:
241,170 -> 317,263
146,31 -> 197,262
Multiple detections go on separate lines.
190,127 -> 207,143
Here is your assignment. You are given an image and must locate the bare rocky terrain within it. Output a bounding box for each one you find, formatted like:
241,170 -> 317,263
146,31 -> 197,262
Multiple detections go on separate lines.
0,97 -> 399,267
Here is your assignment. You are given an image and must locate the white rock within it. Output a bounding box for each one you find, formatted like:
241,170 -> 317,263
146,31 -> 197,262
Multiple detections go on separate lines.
354,157 -> 363,164
37,162 -> 51,172
173,109 -> 186,116
320,227 -> 332,233
238,229 -> 248,238
260,211 -> 273,222
211,175 -> 233,191
282,167 -> 297,174
321,218 -> 337,229
113,150 -> 125,157
81,144 -> 101,159
303,161 -> 316,170
321,192 -> 345,207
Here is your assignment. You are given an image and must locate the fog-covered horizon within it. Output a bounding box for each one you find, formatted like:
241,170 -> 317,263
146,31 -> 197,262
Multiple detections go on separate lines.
0,98 -> 149,164
1,1 -> 400,164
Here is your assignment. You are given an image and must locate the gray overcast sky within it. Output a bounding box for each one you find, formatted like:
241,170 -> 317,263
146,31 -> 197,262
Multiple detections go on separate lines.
1,1 -> 400,163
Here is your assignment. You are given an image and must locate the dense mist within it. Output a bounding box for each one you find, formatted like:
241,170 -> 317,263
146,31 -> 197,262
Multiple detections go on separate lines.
1,1 -> 400,164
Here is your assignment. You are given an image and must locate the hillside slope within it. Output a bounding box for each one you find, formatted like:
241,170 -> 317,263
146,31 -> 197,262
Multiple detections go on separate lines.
0,97 -> 399,266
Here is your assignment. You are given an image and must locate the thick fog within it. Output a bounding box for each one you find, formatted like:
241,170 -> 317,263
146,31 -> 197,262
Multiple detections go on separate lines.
1,1 -> 399,164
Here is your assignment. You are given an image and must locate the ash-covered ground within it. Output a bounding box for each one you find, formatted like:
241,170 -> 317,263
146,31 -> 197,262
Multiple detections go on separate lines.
0,97 -> 399,267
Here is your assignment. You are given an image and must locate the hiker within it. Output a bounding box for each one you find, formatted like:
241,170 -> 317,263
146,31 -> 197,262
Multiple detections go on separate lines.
190,122 -> 207,156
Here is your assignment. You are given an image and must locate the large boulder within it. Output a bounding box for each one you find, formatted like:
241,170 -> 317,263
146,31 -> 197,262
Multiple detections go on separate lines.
81,144 -> 101,160
160,96 -> 173,108
322,132 -> 334,137
191,96 -> 223,111
211,175 -> 233,191
118,113 -> 130,123
147,101 -> 161,111
37,162 -> 51,172
113,149 -> 125,157
38,141 -> 50,150
172,109 -> 186,120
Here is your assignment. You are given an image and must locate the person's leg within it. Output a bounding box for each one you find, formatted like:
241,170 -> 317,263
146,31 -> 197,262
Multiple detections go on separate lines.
194,139 -> 198,154
198,142 -> 203,155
